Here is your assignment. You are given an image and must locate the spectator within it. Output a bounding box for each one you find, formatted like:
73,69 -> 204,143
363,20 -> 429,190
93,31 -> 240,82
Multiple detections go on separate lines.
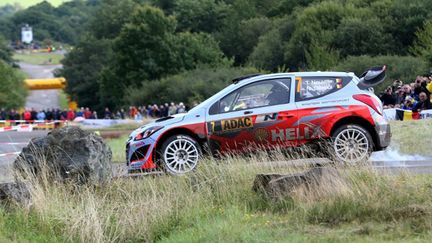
0,108 -> 6,120
31,108 -> 37,120
9,109 -> 17,120
53,109 -> 61,120
90,111 -> 98,119
163,103 -> 169,117
402,96 -> 416,110
151,104 -> 160,117
61,109 -> 67,120
104,107 -> 112,119
76,107 -> 85,117
67,108 -> 75,121
177,102 -> 186,114
159,104 -> 166,117
392,80 -> 403,92
168,102 -> 177,116
84,107 -> 92,119
119,108 -> 125,119
37,110 -> 46,120
412,92 -> 432,112
394,88 -> 405,105
380,86 -> 396,107
23,109 -> 32,121
46,109 -> 53,120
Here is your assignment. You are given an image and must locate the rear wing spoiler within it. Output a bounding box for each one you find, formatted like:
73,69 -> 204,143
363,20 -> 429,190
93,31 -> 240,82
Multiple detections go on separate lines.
357,65 -> 386,90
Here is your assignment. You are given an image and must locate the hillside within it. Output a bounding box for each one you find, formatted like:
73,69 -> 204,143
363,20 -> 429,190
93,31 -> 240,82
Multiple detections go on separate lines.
0,0 -> 69,8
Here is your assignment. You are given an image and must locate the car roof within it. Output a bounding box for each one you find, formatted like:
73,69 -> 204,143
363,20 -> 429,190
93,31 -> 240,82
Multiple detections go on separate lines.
236,71 -> 356,85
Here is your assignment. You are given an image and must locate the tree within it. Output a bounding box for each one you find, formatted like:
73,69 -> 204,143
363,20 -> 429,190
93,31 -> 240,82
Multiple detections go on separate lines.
58,35 -> 113,111
411,20 -> 432,66
0,35 -> 13,65
87,0 -> 137,39
332,55 -> 429,92
172,0 -> 227,33
305,41 -> 339,71
123,66 -> 259,106
0,60 -> 26,109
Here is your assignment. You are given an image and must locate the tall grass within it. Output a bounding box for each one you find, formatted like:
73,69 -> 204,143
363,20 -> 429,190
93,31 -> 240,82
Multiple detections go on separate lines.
10,148 -> 432,242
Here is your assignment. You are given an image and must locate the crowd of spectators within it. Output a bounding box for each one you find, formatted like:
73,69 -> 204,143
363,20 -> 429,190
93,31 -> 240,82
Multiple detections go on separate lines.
379,74 -> 432,112
0,102 -> 189,121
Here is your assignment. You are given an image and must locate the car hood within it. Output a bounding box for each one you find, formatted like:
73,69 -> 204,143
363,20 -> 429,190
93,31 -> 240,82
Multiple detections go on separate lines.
129,113 -> 187,139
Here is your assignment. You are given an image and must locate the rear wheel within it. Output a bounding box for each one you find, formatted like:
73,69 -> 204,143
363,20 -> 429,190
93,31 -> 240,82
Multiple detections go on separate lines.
159,135 -> 202,175
331,124 -> 373,163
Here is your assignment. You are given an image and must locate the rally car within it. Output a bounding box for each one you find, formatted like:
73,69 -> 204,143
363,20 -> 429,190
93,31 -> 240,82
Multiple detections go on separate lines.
126,66 -> 391,174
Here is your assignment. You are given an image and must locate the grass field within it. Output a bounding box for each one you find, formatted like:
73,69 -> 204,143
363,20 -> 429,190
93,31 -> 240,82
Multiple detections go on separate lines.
14,52 -> 64,65
58,90 -> 68,110
0,0 -> 69,8
1,119 -> 431,242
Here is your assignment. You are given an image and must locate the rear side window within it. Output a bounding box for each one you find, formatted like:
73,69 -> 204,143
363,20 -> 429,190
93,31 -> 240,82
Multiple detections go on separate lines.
295,76 -> 351,101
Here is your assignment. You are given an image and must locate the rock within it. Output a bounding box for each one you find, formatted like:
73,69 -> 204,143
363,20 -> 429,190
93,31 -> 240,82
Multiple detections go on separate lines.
0,182 -> 31,206
253,166 -> 343,199
14,126 -> 113,185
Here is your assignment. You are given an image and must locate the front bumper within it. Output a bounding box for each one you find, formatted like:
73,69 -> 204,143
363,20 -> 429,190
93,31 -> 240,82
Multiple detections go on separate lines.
374,123 -> 391,150
126,137 -> 157,171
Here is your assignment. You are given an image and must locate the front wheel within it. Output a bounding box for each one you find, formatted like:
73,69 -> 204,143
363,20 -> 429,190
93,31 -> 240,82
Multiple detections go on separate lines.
159,135 -> 202,175
331,124 -> 373,163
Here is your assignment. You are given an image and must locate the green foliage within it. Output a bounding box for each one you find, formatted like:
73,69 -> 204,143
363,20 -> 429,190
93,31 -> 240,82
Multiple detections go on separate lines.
173,0 -> 228,33
332,55 -> 429,92
58,35 -> 113,111
305,40 -> 340,71
411,20 -> 432,66
99,5 -> 226,109
54,0 -> 432,108
0,35 -> 13,64
0,207 -> 69,242
0,0 -> 98,44
0,60 -> 27,109
124,66 -> 259,106
87,0 -> 136,39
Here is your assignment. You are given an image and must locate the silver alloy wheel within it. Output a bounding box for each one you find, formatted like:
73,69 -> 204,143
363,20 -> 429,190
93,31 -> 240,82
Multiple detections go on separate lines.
163,138 -> 199,173
333,128 -> 369,163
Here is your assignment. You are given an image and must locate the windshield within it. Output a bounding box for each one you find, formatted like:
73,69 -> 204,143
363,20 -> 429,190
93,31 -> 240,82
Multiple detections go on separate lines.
187,82 -> 236,113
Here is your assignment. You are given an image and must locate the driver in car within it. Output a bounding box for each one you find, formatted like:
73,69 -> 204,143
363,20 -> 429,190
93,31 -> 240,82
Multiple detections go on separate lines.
266,84 -> 288,105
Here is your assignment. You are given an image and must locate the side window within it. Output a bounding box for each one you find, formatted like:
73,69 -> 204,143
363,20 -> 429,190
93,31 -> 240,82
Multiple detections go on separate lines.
295,77 -> 347,101
214,79 -> 291,114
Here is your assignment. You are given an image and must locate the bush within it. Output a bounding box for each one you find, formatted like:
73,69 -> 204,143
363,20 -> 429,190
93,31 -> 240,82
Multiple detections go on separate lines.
0,60 -> 26,109
124,66 -> 260,106
332,55 -> 429,92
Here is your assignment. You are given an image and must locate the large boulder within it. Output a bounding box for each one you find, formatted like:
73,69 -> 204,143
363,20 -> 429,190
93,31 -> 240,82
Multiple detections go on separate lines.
0,182 -> 31,206
253,166 -> 344,200
14,126 -> 113,185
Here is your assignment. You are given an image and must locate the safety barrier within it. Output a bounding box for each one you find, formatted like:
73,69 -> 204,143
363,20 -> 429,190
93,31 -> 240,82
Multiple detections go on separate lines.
0,152 -> 20,157
384,109 -> 432,121
0,120 -> 67,132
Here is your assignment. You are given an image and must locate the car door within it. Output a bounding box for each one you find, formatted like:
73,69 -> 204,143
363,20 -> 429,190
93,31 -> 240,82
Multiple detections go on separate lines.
206,77 -> 299,155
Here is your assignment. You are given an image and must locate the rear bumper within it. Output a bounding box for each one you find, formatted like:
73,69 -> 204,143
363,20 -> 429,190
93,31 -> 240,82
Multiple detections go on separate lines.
374,123 -> 391,150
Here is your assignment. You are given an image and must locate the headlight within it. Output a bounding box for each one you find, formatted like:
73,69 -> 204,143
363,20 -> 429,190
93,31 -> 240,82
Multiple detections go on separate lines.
134,126 -> 164,141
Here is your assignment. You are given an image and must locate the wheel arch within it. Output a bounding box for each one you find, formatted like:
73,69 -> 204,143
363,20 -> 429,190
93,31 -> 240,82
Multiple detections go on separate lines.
153,127 -> 207,163
329,116 -> 378,150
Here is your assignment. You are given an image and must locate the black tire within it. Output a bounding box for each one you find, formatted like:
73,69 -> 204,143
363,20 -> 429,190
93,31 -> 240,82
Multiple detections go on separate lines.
331,124 -> 374,164
159,135 -> 202,175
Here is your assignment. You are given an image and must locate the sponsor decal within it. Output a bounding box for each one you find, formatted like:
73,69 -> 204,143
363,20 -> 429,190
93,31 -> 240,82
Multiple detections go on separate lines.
209,117 -> 253,133
255,113 -> 278,123
271,127 -> 322,141
254,128 -> 269,142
